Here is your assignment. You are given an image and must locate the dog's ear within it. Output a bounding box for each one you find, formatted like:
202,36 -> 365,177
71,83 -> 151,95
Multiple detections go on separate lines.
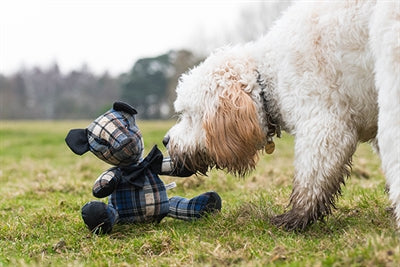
65,129 -> 90,155
203,79 -> 265,176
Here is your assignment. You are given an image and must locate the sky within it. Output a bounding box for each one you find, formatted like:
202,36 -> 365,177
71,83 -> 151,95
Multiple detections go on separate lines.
0,0 -> 248,75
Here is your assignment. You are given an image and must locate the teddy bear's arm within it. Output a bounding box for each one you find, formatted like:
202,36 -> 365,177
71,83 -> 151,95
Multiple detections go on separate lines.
92,167 -> 120,198
159,157 -> 195,177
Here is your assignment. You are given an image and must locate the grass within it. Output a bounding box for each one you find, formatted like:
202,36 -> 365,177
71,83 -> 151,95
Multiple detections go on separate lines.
0,120 -> 399,266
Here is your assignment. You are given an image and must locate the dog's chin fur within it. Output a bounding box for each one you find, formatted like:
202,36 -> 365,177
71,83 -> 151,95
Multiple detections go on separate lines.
167,109 -> 266,176
167,142 -> 212,175
166,1 -> 400,231
168,120 -> 265,177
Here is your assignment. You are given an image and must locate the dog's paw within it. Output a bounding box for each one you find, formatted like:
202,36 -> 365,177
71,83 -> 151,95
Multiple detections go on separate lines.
271,209 -> 316,231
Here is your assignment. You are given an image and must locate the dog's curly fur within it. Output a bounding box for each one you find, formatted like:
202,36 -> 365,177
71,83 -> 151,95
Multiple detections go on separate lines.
164,1 -> 400,230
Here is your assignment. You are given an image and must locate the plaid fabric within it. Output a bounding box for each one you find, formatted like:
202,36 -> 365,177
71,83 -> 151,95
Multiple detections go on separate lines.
87,107 -> 144,166
92,167 -> 120,198
168,191 -> 222,221
161,157 -> 173,174
107,204 -> 119,226
108,169 -> 170,223
159,157 -> 195,177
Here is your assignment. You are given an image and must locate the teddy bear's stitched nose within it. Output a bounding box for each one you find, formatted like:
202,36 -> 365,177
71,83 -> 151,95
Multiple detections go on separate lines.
162,135 -> 170,147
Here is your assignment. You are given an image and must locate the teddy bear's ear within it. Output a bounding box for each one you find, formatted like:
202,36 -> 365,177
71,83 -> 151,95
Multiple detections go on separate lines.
65,129 -> 90,155
113,101 -> 137,115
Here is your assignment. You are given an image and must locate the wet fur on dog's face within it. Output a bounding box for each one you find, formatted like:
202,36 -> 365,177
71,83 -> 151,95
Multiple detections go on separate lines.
165,48 -> 267,176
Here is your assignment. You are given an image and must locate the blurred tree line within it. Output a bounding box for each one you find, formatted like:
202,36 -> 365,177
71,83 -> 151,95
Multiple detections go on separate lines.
0,50 -> 201,120
0,1 -> 290,120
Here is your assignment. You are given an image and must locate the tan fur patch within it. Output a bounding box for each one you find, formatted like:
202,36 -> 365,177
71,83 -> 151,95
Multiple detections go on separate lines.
203,82 -> 266,176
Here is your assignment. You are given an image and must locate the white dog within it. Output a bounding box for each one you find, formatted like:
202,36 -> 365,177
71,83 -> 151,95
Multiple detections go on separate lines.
163,1 -> 400,230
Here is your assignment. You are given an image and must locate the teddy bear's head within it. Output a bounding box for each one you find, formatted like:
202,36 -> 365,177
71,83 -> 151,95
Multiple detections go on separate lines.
65,101 -> 144,166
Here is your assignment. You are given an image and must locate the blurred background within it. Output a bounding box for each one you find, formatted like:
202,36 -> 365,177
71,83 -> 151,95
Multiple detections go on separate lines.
0,0 -> 291,120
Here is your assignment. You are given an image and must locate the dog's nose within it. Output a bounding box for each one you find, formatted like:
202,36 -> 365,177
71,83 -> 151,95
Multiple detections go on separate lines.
162,135 -> 170,147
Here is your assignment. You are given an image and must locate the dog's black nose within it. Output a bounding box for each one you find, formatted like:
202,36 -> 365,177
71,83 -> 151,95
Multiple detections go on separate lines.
162,135 -> 170,147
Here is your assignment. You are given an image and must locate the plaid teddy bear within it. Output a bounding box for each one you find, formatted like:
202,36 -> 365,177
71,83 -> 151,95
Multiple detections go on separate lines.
65,101 -> 221,234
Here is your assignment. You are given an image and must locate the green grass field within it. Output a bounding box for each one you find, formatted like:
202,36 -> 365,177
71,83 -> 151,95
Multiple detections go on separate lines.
0,121 -> 399,266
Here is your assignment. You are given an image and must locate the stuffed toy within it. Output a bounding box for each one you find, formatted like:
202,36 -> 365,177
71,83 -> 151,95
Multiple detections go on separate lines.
65,101 -> 221,234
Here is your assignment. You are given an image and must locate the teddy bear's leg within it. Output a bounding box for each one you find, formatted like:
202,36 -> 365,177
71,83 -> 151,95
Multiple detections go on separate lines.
167,191 -> 222,221
81,201 -> 119,234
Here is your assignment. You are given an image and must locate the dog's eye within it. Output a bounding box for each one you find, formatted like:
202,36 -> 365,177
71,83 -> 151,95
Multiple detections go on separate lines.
173,112 -> 183,122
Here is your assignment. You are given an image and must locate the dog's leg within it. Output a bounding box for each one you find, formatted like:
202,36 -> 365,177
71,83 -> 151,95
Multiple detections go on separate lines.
370,2 -> 400,228
377,85 -> 400,229
272,120 -> 358,230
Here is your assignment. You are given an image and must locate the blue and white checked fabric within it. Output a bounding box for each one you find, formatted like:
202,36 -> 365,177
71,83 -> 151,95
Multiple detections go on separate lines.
108,169 -> 170,223
168,192 -> 222,221
92,167 -> 120,198
87,107 -> 144,166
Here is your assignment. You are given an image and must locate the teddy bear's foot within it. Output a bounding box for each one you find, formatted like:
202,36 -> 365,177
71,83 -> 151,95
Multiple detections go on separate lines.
81,201 -> 119,234
168,191 -> 222,221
